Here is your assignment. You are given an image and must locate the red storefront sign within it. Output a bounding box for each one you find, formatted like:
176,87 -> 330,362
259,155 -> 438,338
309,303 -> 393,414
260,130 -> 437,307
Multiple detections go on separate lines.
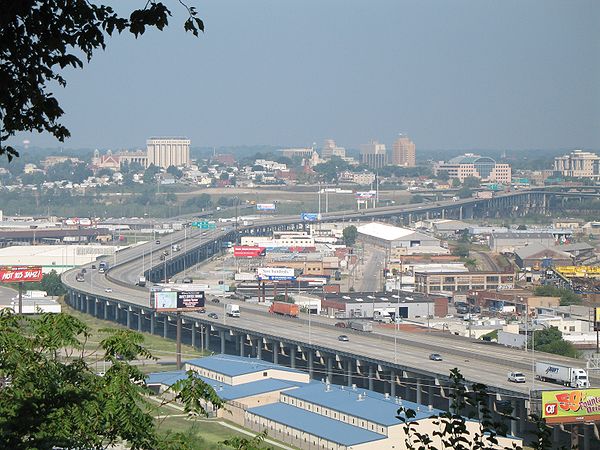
233,246 -> 265,258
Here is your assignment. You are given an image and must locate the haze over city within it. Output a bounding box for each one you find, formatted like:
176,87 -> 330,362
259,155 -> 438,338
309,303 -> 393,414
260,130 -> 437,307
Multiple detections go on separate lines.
8,0 -> 600,152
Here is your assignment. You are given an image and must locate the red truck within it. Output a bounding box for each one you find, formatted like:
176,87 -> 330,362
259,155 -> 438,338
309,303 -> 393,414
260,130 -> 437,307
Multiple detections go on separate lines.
269,302 -> 299,318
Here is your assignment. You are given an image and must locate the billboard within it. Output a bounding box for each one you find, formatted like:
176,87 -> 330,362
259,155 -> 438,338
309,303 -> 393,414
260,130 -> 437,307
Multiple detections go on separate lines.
542,389 -> 600,424
0,266 -> 43,283
301,213 -> 319,222
234,246 -> 265,258
256,203 -> 276,211
355,191 -> 376,199
151,290 -> 205,312
257,267 -> 296,281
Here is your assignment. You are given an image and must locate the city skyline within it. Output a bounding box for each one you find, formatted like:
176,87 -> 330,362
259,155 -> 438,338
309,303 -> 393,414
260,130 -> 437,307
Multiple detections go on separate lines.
5,0 -> 599,153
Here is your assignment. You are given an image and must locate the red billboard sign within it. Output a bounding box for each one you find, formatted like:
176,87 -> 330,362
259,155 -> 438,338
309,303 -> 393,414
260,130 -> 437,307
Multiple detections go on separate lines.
234,246 -> 265,258
0,266 -> 43,283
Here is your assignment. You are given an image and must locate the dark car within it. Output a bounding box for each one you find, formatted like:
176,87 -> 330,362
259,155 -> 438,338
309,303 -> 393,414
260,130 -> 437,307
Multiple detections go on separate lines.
208,313 -> 218,319
338,335 -> 349,342
334,322 -> 346,328
211,298 -> 220,304
429,353 -> 443,361
91,264 -> 97,269
81,268 -> 87,273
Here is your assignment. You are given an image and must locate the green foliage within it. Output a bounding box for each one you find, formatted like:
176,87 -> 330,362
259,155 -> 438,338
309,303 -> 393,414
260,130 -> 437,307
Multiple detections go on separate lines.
25,269 -> 66,296
409,194 -> 425,204
452,178 -> 462,188
167,165 -> 184,179
313,156 -> 351,182
0,311 -> 223,449
463,176 -> 481,189
531,326 -> 580,358
144,163 -> 161,184
457,187 -> 473,198
452,243 -> 470,258
534,285 -> 582,306
342,225 -> 358,246
184,193 -> 213,210
221,430 -> 271,450
1,1 -> 204,160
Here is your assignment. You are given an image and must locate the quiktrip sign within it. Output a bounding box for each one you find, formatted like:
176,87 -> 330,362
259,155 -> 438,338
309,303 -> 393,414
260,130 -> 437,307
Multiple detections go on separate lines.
0,266 -> 43,283
542,389 -> 600,424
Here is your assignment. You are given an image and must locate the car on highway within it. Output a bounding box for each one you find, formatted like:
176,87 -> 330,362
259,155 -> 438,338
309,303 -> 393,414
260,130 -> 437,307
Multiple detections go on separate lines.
429,353 -> 443,361
337,335 -> 349,342
91,264 -> 97,269
159,255 -> 165,261
335,322 -> 347,328
104,288 -> 112,293
155,240 -> 160,244
211,298 -> 220,304
507,371 -> 526,383
208,313 -> 218,319
81,268 -> 87,273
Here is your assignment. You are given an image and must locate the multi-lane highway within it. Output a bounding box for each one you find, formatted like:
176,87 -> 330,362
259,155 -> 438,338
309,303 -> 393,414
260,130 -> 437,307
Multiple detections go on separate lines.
62,192 -> 598,398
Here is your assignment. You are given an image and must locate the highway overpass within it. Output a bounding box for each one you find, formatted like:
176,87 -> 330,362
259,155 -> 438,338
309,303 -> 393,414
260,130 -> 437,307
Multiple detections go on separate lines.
61,190 -> 600,447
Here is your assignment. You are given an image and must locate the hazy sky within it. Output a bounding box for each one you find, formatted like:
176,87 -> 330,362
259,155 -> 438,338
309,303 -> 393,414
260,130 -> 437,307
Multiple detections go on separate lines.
11,0 -> 600,152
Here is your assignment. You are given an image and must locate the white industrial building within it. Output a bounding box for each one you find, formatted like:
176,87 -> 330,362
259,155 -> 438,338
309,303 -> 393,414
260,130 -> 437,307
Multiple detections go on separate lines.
0,245 -> 120,273
357,223 -> 439,250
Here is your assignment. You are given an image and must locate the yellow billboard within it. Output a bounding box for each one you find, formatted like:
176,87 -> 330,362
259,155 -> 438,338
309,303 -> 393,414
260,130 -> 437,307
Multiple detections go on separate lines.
542,389 -> 600,424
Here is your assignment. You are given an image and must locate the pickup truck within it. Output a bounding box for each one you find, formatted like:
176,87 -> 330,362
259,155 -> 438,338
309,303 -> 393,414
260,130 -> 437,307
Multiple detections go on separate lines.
508,371 -> 526,383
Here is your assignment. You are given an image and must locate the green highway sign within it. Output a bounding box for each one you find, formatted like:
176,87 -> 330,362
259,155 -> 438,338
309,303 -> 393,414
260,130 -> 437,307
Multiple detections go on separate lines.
192,221 -> 216,229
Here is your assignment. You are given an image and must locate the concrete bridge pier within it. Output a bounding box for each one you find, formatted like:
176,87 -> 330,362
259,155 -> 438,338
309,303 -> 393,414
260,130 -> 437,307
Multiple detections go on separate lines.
289,346 -> 296,369
94,299 -> 98,317
390,370 -> 396,397
163,316 -> 168,338
220,330 -> 226,354
150,313 -> 155,335
104,301 -> 109,320
126,307 -> 131,329
272,340 -> 279,365
326,356 -> 333,382
346,359 -> 353,387
190,322 -> 196,348
368,365 -> 374,391
307,349 -> 313,377
205,325 -> 211,351
255,338 -> 262,359
137,309 -> 143,332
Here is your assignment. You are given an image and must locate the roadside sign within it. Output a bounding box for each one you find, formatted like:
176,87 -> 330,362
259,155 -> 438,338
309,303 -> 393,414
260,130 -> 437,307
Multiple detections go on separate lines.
234,246 -> 266,258
301,213 -> 319,222
257,267 -> 295,281
0,266 -> 43,283
542,389 -> 600,424
151,289 -> 206,312
192,221 -> 216,230
256,203 -> 276,211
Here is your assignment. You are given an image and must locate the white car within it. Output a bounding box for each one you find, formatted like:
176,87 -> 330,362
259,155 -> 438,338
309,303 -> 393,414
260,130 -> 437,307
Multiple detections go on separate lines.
104,288 -> 113,293
508,371 -> 526,383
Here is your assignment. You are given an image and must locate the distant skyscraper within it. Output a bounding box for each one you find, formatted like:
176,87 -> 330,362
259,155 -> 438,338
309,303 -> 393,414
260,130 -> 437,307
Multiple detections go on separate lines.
360,140 -> 387,170
391,134 -> 416,167
321,139 -> 346,160
146,137 -> 190,169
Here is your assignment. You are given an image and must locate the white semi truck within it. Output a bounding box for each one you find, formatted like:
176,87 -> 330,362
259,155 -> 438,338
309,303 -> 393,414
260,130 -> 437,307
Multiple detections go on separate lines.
535,362 -> 590,388
226,304 -> 240,317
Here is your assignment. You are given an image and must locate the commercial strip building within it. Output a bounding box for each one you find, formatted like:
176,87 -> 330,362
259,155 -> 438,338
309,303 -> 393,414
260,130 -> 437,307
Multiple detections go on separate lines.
147,354 -> 520,450
321,291 -> 448,319
357,223 -> 440,251
553,149 -> 600,180
415,271 -> 516,295
433,154 -> 511,184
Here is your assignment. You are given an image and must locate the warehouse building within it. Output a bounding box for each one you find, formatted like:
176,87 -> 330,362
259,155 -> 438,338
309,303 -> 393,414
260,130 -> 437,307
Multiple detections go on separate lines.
513,243 -> 573,269
415,271 -> 516,295
321,291 -> 448,319
357,223 -> 439,251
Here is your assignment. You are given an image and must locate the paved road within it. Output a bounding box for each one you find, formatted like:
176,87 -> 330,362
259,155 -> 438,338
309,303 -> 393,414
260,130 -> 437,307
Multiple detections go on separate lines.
62,193 -> 599,396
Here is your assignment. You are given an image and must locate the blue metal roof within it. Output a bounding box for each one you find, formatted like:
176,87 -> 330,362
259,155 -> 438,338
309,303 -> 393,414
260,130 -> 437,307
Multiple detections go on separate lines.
248,403 -> 386,446
185,354 -> 304,377
284,382 -> 443,426
146,369 -> 304,401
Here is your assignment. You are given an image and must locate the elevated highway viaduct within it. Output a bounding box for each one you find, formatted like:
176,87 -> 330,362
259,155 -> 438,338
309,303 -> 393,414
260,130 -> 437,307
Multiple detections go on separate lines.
62,189 -> 599,448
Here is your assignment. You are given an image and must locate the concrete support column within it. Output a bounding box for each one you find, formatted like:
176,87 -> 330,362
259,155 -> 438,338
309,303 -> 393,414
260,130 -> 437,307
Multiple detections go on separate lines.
390,370 -> 396,397
104,302 -> 109,320
552,425 -> 560,450
307,350 -> 313,378
239,335 -> 245,357
584,424 -> 591,450
459,206 -> 463,220
126,308 -> 131,329
416,378 -> 422,405
327,357 -> 333,382
191,323 -> 196,348
150,313 -> 155,335
273,341 -> 279,365
94,299 -> 98,317
368,365 -> 374,391
510,399 -> 518,437
205,326 -> 210,351
137,310 -> 143,332
220,330 -> 226,354
346,359 -> 353,387
86,296 -> 91,315
289,346 -> 296,369
255,339 -> 262,359
427,380 -> 435,405
163,316 -> 168,338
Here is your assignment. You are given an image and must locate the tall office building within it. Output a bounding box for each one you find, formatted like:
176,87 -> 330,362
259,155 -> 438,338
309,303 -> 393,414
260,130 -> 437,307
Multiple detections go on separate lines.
554,150 -> 600,180
146,137 -> 190,169
321,139 -> 346,160
391,134 -> 416,167
360,140 -> 387,170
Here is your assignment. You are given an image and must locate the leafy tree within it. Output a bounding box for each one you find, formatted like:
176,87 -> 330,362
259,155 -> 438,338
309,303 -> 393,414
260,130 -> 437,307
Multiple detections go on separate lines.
41,269 -> 66,296
534,285 -> 582,306
456,187 -> 473,199
0,1 -> 205,161
184,193 -> 212,210
0,311 -> 223,449
463,176 -> 481,189
313,156 -> 350,183
143,164 -> 161,184
220,172 -> 230,181
452,243 -> 470,258
20,171 -> 46,185
342,225 -> 358,246
409,194 -> 425,204
451,178 -> 462,188
221,430 -> 270,450
531,326 -> 580,358
167,165 -> 183,179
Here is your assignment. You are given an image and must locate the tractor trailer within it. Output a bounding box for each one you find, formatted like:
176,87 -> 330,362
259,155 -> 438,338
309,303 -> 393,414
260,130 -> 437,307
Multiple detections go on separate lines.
535,362 -> 590,388
268,302 -> 299,318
